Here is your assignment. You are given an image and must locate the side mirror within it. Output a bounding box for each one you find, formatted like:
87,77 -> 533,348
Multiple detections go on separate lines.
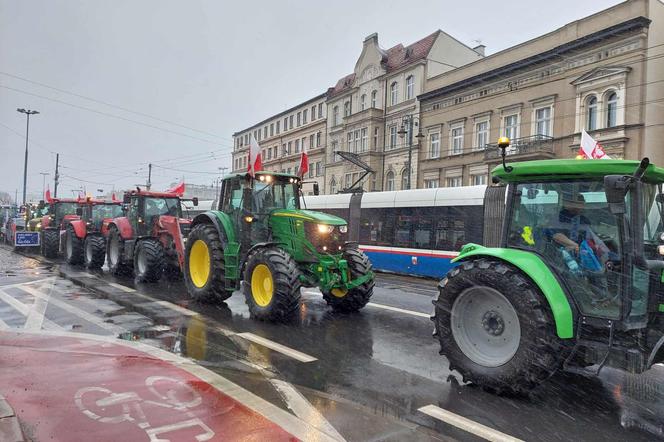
192,197 -> 199,207
313,183 -> 320,196
604,175 -> 630,214
123,194 -> 131,204
75,208 -> 83,216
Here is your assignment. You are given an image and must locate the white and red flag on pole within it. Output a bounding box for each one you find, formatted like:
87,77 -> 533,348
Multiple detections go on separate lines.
247,134 -> 264,177
578,130 -> 610,159
298,144 -> 309,178
44,188 -> 53,203
166,181 -> 185,196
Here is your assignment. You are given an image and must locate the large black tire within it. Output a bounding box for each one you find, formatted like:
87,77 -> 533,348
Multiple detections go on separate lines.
65,224 -> 84,265
84,235 -> 106,269
107,226 -> 132,276
184,224 -> 231,302
243,247 -> 301,321
432,258 -> 569,395
41,228 -> 59,258
323,247 -> 374,312
134,238 -> 165,283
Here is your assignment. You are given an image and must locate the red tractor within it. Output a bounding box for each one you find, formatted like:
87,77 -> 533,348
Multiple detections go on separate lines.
105,189 -> 196,282
63,198 -> 123,269
40,198 -> 80,258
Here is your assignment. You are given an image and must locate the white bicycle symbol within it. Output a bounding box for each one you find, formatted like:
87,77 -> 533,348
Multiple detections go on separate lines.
75,376 -> 216,442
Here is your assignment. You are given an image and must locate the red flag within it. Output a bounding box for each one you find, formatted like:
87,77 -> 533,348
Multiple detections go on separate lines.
166,181 -> 185,196
111,193 -> 118,202
247,134 -> 263,177
298,151 -> 309,178
44,188 -> 53,203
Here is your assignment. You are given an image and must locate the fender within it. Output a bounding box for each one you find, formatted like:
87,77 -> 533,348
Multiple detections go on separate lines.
68,219 -> 87,239
41,215 -> 51,229
62,214 -> 79,228
100,218 -> 113,236
191,211 -> 237,249
109,217 -> 133,240
452,243 -> 575,339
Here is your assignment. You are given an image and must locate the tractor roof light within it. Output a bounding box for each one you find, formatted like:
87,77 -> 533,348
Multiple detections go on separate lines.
264,175 -> 273,183
497,137 -> 513,173
259,175 -> 265,181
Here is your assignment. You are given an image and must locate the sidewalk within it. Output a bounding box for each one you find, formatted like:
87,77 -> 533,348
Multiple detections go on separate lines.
0,330 -> 333,442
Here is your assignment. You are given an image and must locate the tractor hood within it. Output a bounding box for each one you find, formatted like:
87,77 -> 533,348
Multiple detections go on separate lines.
270,209 -> 347,226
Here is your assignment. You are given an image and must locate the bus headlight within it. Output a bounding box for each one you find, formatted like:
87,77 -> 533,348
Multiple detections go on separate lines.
317,224 -> 334,234
339,225 -> 348,233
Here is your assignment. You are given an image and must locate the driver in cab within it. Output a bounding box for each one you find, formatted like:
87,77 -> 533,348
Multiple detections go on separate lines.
552,193 -> 590,254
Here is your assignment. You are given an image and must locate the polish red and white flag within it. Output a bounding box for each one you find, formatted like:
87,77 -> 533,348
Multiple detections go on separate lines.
578,130 -> 610,159
247,134 -> 264,177
298,145 -> 309,178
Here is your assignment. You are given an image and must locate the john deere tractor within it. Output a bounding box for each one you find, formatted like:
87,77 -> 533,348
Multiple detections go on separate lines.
183,172 -> 375,321
432,139 -> 664,394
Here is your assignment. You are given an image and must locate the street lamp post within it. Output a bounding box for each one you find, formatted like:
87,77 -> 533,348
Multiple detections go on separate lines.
17,108 -> 39,205
397,114 -> 424,190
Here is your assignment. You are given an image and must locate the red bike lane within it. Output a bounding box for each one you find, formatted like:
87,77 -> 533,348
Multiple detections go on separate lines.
0,331 -> 301,442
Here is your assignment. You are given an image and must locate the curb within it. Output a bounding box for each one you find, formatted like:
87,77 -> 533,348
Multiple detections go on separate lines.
0,395 -> 26,442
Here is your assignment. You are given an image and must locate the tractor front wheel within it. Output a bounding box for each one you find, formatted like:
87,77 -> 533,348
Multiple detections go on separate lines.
41,229 -> 59,258
84,235 -> 106,269
184,224 -> 230,302
65,224 -> 84,265
134,239 -> 165,283
432,258 -> 567,395
243,248 -> 301,321
107,226 -> 132,276
323,247 -> 374,312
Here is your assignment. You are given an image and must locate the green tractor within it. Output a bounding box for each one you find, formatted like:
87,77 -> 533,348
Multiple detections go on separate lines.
433,139 -> 664,394
183,171 -> 375,321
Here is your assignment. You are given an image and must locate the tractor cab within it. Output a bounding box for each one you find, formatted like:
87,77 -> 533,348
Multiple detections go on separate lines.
78,199 -> 123,233
42,199 -> 79,229
122,190 -> 186,237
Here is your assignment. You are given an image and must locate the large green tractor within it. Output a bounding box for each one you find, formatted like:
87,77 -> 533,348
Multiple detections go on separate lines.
433,139 -> 664,394
183,172 -> 375,321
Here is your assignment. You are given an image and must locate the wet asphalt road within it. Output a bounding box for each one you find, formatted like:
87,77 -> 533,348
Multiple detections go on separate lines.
1,245 -> 663,441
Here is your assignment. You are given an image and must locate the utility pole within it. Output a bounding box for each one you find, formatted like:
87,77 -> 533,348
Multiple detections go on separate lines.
54,153 -> 60,197
39,172 -> 50,197
17,108 -> 39,205
147,163 -> 152,190
397,114 -> 424,190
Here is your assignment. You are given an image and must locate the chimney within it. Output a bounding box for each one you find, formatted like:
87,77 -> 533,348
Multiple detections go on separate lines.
473,44 -> 486,56
364,32 -> 378,47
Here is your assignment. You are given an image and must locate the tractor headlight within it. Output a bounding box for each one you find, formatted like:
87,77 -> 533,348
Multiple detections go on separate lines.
339,225 -> 348,233
36,223 -> 41,229
317,224 -> 334,234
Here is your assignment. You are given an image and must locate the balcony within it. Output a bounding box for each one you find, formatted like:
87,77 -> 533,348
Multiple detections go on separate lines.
484,134 -> 555,161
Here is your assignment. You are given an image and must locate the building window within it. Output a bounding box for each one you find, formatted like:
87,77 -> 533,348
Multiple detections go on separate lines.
586,96 -> 597,131
289,115 -> 294,129
264,127 -> 268,139
302,137 -> 306,151
347,132 -> 353,152
471,174 -> 487,186
360,128 -> 368,152
309,134 -> 314,149
503,114 -> 518,140
276,121 -> 280,134
311,105 -> 316,120
333,106 -> 339,126
535,106 -> 552,136
424,179 -> 439,188
401,169 -> 409,190
330,178 -> 337,194
283,117 -> 288,132
318,103 -> 323,118
353,130 -> 360,153
270,123 -> 274,137
316,131 -> 321,147
475,121 -> 488,150
287,141 -> 292,155
303,109 -> 308,124
360,94 -> 366,111
429,133 -> 440,158
373,127 -> 378,148
386,171 -> 395,191
297,112 -> 301,127
389,125 -> 397,149
406,75 -> 414,100
344,101 -> 351,117
371,90 -> 377,108
606,92 -> 618,128
267,147 -> 272,159
390,82 -> 398,105
315,161 -> 321,176
450,126 -> 464,155
332,141 -> 340,162
295,139 -> 300,153
282,143 -> 287,156
447,176 -> 462,187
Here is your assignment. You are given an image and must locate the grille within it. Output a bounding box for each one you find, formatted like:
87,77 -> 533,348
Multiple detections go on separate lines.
304,223 -> 348,254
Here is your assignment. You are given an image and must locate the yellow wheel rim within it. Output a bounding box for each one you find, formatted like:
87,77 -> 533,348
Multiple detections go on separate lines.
189,240 -> 210,288
331,288 -> 348,298
251,264 -> 274,307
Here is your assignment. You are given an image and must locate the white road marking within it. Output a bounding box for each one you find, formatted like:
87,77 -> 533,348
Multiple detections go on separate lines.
108,282 -> 137,293
270,379 -> 345,441
24,279 -> 54,331
366,302 -> 430,318
20,285 -> 126,335
0,317 -> 9,330
236,332 -> 317,363
0,277 -> 56,290
418,404 -> 524,442
0,287 -> 63,330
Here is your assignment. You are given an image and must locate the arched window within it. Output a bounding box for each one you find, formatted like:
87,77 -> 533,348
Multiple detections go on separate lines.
344,101 -> 351,117
401,168 -> 409,190
386,171 -> 395,191
405,75 -> 415,100
606,92 -> 618,128
333,106 -> 339,126
390,82 -> 398,105
586,95 -> 597,131
371,90 -> 377,108
360,94 -> 366,111
330,178 -> 337,194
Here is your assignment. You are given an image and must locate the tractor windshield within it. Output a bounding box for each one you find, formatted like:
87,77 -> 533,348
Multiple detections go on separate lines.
506,180 -> 633,319
253,178 -> 299,214
54,202 -> 78,224
145,197 -> 182,219
91,204 -> 123,226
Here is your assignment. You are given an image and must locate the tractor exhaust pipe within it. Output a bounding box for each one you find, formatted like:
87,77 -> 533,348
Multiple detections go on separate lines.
633,157 -> 650,181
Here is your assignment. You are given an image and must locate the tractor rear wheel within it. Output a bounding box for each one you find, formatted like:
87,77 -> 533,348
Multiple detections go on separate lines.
84,235 -> 106,269
432,258 -> 567,395
184,224 -> 230,302
323,247 -> 374,312
41,228 -> 59,258
134,239 -> 165,283
107,226 -> 132,276
243,247 -> 301,321
65,224 -> 84,265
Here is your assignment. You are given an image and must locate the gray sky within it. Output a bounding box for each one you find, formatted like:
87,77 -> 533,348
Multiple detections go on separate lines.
0,0 -> 622,200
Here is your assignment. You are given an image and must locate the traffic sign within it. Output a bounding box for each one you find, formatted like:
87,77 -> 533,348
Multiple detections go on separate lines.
15,231 -> 40,247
